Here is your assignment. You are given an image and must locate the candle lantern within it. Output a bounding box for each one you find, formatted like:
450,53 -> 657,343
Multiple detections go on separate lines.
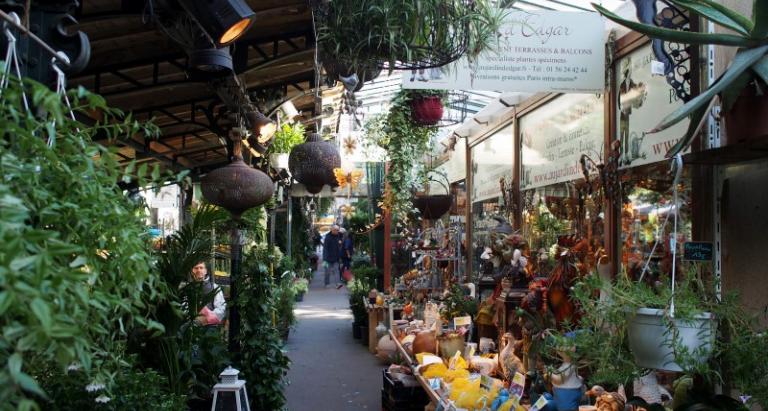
211,366 -> 250,411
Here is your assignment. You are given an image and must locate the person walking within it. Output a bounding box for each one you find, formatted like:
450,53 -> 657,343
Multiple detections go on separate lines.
322,225 -> 344,288
340,228 -> 354,280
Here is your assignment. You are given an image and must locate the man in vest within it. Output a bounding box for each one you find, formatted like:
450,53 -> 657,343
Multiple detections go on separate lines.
190,261 -> 226,326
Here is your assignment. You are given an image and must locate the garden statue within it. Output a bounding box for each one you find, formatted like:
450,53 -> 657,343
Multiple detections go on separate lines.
498,332 -> 525,380
633,372 -> 671,405
587,386 -> 626,411
550,349 -> 584,411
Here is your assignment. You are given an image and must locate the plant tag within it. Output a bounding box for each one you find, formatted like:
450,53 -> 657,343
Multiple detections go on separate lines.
480,375 -> 493,391
651,60 -> 666,76
509,372 -> 526,400
531,395 -> 549,411
449,350 -> 462,370
453,315 -> 472,328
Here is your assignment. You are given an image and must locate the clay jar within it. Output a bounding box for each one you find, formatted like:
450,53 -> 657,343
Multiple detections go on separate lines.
412,330 -> 437,355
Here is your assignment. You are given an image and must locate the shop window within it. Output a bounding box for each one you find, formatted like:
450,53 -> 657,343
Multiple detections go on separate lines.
620,164 -> 692,281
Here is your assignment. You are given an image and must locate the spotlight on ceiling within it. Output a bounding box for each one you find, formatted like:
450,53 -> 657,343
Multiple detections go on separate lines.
246,110 -> 277,143
189,46 -> 233,80
178,0 -> 256,47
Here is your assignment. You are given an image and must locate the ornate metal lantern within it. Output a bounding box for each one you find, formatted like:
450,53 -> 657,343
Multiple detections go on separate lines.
288,132 -> 340,194
201,138 -> 274,219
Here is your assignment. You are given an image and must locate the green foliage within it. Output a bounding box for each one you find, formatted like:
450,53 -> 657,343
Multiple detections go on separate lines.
36,365 -> 186,411
293,278 -> 309,295
364,89 -> 439,220
593,1 -> 768,156
440,284 -> 479,320
348,278 -> 371,325
236,249 -> 290,411
267,123 -> 305,155
317,0 -> 506,72
0,75 -> 178,409
274,272 -> 298,334
131,205 -> 230,401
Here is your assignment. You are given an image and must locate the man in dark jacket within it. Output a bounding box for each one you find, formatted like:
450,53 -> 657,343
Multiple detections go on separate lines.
322,225 -> 344,287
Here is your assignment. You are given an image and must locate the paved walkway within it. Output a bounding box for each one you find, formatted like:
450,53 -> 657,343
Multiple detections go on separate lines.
285,267 -> 382,410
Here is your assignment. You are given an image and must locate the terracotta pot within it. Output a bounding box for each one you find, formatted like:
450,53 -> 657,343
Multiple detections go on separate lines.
724,87 -> 768,144
437,333 -> 465,360
412,194 -> 452,220
410,96 -> 444,125
412,330 -> 437,355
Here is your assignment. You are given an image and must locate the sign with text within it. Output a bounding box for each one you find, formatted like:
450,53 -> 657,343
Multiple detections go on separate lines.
471,124 -> 514,202
402,10 -> 605,93
683,242 -> 714,261
616,45 -> 691,169
520,94 -> 604,190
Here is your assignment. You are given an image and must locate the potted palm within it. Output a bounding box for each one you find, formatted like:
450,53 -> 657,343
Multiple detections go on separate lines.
267,123 -> 305,170
593,1 -> 768,156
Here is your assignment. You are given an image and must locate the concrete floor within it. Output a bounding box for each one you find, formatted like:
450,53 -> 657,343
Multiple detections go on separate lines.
284,267 -> 382,411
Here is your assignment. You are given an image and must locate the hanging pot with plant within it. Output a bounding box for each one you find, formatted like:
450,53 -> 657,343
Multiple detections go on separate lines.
267,123 -> 305,170
410,94 -> 445,126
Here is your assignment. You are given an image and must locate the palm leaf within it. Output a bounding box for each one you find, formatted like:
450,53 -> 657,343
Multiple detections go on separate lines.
751,55 -> 768,84
592,3 -> 756,47
664,101 -> 710,157
669,0 -> 751,35
752,0 -> 768,38
653,45 -> 768,132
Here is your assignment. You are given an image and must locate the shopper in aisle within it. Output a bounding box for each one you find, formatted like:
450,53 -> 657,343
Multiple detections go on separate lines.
322,225 -> 344,288
340,228 -> 354,278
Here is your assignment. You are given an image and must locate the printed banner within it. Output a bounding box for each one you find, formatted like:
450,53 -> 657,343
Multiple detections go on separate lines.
520,94 -> 604,190
470,124 -> 514,203
402,10 -> 605,93
616,45 -> 691,168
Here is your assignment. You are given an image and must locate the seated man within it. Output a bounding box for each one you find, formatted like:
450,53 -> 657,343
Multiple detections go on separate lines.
189,261 -> 226,326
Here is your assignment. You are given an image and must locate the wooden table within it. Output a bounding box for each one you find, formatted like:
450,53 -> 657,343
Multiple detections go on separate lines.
388,330 -> 447,407
365,298 -> 386,353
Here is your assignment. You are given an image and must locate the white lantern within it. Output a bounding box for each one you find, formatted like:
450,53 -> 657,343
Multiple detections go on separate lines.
211,366 -> 251,411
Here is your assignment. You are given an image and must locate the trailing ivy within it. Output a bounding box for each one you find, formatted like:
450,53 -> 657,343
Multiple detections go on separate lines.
364,90 -> 439,220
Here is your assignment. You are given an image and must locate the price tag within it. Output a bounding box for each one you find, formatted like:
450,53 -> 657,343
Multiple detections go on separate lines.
509,372 -> 526,400
453,316 -> 472,328
480,375 -> 493,391
429,378 -> 442,390
651,60 -> 666,76
531,395 -> 549,411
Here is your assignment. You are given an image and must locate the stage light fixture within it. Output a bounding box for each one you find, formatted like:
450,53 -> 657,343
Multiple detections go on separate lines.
178,0 -> 255,47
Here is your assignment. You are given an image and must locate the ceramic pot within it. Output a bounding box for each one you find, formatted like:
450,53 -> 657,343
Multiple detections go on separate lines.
360,325 -> 369,345
376,334 -> 398,364
352,323 -> 362,339
412,330 -> 437,355
437,333 -> 465,360
294,292 -> 304,302
627,307 -> 714,371
553,386 -> 584,411
410,96 -> 444,125
375,323 -> 388,339
269,153 -> 289,170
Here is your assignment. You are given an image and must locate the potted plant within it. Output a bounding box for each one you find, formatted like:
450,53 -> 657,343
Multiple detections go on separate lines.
408,89 -> 447,126
412,171 -> 453,220
348,277 -> 370,339
593,1 -> 768,156
267,122 -> 305,170
293,277 -> 309,302
315,0 -> 506,73
363,89 -> 439,219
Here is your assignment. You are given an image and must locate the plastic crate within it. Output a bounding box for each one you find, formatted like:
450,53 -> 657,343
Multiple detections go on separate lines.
381,389 -> 429,411
382,369 -> 429,406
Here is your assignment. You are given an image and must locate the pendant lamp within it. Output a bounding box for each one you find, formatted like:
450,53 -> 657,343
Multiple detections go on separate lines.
288,132 -> 340,194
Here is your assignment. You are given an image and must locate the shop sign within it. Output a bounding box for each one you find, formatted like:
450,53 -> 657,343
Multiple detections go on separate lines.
616,45 -> 691,169
471,124 -> 514,203
437,139 -> 467,184
402,10 -> 605,94
683,242 -> 713,261
520,94 -> 604,190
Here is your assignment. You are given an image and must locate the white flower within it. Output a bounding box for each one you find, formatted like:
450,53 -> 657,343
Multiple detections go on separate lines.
85,382 -> 106,392
66,363 -> 81,372
95,395 -> 111,404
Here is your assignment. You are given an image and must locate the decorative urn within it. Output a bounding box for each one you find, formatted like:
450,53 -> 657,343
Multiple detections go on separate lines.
201,140 -> 274,219
288,132 -> 341,194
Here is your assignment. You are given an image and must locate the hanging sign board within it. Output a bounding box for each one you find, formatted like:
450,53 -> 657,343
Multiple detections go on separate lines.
683,242 -> 713,261
402,10 -> 605,93
520,94 -> 604,190
470,124 -> 514,203
616,45 -> 691,168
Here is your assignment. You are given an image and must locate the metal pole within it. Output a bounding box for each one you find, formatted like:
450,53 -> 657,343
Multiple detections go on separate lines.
228,223 -> 243,354
287,194 -> 293,256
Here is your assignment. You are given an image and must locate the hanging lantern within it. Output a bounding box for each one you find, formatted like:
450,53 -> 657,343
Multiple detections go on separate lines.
201,137 -> 274,219
288,132 -> 340,194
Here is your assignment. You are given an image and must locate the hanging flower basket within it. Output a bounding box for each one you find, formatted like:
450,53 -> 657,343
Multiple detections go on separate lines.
627,307 -> 714,372
410,96 -> 444,126
412,175 -> 453,220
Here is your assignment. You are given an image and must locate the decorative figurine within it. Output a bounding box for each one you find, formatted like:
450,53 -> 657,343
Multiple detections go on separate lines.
587,386 -> 626,411
550,349 -> 584,411
633,372 -> 671,405
498,332 -> 525,380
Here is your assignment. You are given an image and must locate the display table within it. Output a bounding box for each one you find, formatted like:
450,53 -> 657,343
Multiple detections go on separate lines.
389,330 -> 444,407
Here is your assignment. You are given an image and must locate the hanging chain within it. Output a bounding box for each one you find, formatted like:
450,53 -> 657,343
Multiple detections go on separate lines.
1,13 -> 29,111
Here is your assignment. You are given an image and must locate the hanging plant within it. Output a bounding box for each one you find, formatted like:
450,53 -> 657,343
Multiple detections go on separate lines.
315,0 -> 506,72
408,89 -> 447,126
364,90 -> 439,219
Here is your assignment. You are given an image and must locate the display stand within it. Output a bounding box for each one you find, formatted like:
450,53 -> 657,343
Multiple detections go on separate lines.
365,298 -> 386,353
